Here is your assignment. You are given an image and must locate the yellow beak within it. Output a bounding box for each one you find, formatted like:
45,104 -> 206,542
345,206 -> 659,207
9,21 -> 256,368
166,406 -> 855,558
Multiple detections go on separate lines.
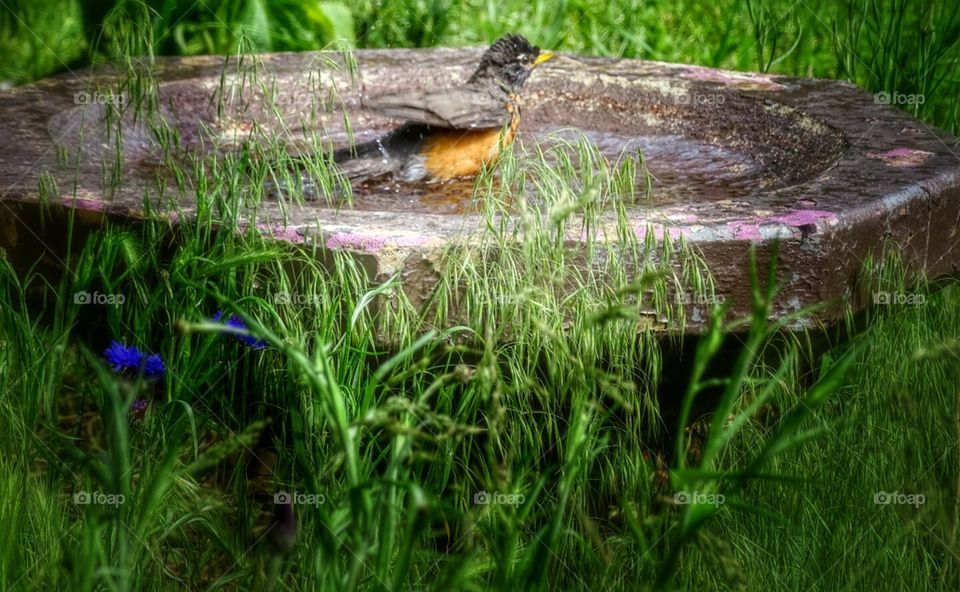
533,51 -> 556,67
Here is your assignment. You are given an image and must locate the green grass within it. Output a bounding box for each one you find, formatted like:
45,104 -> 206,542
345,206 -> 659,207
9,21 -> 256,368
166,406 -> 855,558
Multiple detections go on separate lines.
1,1 -> 960,590
4,0 -> 960,133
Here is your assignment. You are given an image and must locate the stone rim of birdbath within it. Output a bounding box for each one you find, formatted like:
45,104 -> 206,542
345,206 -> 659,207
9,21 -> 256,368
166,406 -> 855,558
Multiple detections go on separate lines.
1,48 -> 959,331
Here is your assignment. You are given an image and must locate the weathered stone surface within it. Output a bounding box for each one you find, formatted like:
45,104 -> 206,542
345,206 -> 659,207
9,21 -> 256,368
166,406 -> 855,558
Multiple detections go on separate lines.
1,48 -> 958,331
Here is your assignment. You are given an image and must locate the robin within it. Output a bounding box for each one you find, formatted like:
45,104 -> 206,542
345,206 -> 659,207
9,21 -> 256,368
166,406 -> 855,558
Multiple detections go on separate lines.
332,34 -> 554,184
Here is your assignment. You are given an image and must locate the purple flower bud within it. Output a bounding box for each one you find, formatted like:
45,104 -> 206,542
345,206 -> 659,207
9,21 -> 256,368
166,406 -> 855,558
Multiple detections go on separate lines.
267,501 -> 297,556
129,399 -> 149,420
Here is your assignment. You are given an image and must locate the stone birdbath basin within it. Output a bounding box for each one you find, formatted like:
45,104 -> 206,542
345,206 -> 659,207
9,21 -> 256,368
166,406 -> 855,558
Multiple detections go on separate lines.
1,48 -> 959,331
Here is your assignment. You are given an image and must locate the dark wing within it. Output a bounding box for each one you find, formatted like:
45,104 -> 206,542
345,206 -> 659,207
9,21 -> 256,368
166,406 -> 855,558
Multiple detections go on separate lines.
363,86 -> 510,129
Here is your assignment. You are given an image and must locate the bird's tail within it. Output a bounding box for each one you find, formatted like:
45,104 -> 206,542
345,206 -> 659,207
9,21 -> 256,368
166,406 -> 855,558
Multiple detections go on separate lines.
263,138 -> 403,201
330,138 -> 402,182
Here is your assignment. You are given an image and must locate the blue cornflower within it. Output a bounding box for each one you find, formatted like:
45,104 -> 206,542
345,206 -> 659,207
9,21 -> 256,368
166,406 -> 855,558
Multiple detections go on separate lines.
213,310 -> 267,349
104,341 -> 142,372
143,353 -> 166,378
103,340 -> 166,379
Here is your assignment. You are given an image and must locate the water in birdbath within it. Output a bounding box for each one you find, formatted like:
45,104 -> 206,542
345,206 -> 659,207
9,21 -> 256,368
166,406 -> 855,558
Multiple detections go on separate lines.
257,129 -> 769,214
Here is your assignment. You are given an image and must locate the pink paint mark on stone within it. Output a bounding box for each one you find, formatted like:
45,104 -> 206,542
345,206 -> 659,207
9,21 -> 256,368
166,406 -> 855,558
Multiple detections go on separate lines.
728,209 -> 837,241
255,223 -> 306,243
634,223 -> 694,241
728,221 -> 762,241
667,212 -> 699,223
767,209 -> 837,227
634,224 -> 663,241
866,148 -> 934,167
325,232 -> 428,253
680,66 -> 786,90
69,198 -> 106,212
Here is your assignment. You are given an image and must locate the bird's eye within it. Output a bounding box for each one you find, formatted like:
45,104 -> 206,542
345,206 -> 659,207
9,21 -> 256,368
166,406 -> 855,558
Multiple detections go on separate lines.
518,54 -> 530,64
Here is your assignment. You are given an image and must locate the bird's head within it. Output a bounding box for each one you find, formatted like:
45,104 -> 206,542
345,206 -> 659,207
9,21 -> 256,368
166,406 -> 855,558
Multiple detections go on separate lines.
468,34 -> 555,91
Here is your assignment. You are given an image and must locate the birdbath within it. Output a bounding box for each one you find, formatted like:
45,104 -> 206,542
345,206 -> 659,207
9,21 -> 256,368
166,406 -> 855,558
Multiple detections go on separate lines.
1,48 -> 959,332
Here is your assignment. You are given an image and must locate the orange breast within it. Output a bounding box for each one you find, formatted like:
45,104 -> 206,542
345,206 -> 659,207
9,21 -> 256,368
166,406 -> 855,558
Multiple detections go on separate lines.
422,116 -> 519,180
